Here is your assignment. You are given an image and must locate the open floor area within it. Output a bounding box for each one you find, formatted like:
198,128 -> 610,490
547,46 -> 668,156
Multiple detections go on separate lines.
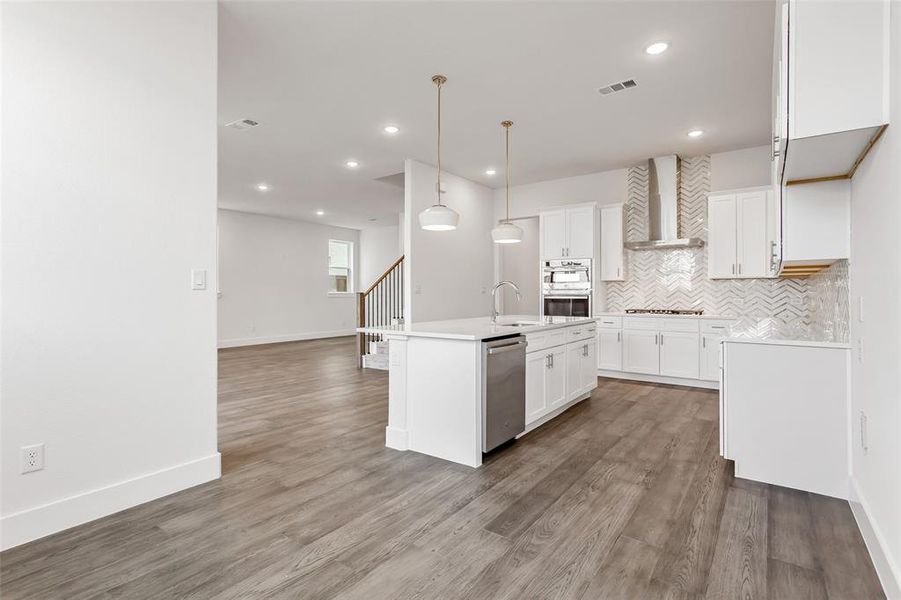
0,338 -> 884,599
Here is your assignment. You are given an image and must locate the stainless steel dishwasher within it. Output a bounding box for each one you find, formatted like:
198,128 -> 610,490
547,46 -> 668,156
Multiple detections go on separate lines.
482,335 -> 527,452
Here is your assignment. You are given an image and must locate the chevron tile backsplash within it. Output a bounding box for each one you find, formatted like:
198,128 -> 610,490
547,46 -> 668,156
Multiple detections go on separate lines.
605,156 -> 849,343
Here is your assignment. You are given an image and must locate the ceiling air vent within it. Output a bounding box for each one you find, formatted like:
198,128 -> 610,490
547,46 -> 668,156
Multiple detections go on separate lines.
598,79 -> 637,96
225,118 -> 259,130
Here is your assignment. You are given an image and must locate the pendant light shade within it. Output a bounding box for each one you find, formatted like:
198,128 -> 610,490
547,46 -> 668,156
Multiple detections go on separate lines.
491,220 -> 523,243
419,204 -> 459,231
492,120 -> 522,244
419,74 -> 459,231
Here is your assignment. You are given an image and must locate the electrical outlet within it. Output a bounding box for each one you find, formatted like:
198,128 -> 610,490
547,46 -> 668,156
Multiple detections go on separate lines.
21,444 -> 44,474
859,411 -> 868,455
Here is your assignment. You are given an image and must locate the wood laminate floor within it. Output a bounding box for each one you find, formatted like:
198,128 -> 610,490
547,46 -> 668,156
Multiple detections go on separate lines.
0,337 -> 884,599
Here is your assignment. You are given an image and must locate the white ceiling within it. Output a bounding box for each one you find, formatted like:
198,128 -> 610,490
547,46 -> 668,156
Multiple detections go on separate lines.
219,1 -> 775,230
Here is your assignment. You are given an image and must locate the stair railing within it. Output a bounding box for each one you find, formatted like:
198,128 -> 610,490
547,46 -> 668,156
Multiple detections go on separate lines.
357,255 -> 404,366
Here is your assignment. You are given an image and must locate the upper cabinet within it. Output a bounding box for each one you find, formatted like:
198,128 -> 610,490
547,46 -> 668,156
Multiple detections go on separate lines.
539,204 -> 596,260
599,203 -> 624,281
708,187 -> 777,280
773,0 -> 889,185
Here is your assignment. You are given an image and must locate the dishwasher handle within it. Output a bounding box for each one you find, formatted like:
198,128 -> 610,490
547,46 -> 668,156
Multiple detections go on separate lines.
487,340 -> 528,355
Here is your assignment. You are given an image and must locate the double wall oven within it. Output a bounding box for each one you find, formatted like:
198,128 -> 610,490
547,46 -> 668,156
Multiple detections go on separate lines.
541,259 -> 592,317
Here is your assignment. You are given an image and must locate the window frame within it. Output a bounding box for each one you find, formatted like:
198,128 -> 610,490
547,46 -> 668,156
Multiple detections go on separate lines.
327,239 -> 355,296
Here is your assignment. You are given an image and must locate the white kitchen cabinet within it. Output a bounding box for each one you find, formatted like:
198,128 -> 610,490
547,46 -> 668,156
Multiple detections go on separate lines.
599,203 -> 624,281
707,187 -> 775,279
539,204 -> 596,260
659,332 -> 699,379
525,351 -> 549,423
566,339 -> 597,401
596,328 -> 622,371
773,0 -> 888,185
540,209 -> 567,260
545,345 -> 568,410
699,333 -> 723,382
707,194 -> 738,279
721,339 -> 849,499
622,329 -> 659,375
779,179 -> 850,275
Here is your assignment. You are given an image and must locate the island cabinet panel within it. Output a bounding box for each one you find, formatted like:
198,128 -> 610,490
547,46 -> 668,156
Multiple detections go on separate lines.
622,329 -> 659,374
546,346 -> 568,410
580,339 -> 597,395
525,351 -> 549,423
659,332 -> 700,379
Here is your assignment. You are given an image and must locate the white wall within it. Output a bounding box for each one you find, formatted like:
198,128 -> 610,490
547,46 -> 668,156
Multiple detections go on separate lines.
405,159 -> 496,323
359,224 -> 400,290
492,168 -> 629,221
710,145 -> 772,191
848,3 -> 901,595
217,210 -> 360,346
1,1 -> 219,549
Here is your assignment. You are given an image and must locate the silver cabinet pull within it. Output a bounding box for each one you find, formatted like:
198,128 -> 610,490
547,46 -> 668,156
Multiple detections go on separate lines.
732,264 -> 735,275
616,267 -> 621,278
703,336 -> 706,349
654,334 -> 658,345
660,334 -> 664,346
738,263 -> 742,275
617,332 -> 621,342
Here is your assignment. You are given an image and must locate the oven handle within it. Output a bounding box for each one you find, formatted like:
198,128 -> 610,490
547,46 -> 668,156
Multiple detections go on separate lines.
544,295 -> 590,299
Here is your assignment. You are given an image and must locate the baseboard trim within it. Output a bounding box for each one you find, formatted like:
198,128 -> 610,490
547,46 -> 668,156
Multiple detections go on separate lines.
218,330 -> 355,348
850,476 -> 901,599
0,453 -> 221,551
597,369 -> 718,390
385,426 -> 409,451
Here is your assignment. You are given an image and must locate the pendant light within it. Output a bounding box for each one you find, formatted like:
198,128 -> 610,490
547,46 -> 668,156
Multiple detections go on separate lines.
492,120 -> 523,244
419,74 -> 459,231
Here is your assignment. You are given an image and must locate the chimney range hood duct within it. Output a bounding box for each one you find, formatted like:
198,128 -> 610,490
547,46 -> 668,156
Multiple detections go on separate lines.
624,155 -> 705,250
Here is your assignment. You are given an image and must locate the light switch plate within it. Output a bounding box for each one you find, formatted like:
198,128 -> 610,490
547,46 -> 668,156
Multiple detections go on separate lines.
191,269 -> 207,291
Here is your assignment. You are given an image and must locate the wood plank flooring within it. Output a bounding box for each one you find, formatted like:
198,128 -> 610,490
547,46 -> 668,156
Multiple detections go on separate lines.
0,336 -> 885,599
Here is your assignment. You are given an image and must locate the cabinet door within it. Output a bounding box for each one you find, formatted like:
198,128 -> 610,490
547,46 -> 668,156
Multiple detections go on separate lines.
622,329 -> 659,375
699,334 -> 723,381
597,329 -> 622,371
707,194 -> 738,279
737,190 -> 770,278
546,346 -> 568,409
540,210 -> 567,259
581,340 -> 597,395
659,332 -> 700,379
525,351 -> 549,424
565,205 -> 596,259
600,204 -> 624,281
566,342 -> 583,402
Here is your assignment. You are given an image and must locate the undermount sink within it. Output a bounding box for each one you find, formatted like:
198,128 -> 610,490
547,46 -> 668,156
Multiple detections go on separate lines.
494,320 -> 542,327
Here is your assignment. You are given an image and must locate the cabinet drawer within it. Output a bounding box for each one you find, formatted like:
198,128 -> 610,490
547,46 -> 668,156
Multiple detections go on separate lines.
662,319 -> 700,333
701,320 -> 733,334
595,316 -> 622,329
567,325 -> 595,342
623,317 -> 659,331
525,332 -> 548,353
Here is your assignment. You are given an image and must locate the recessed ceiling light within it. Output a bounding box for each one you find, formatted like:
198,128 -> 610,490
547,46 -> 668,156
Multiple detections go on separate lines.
315,210 -> 325,216
345,160 -> 359,168
383,125 -> 399,134
645,42 -> 669,55
687,129 -> 704,138
256,183 -> 270,191
485,169 -> 496,176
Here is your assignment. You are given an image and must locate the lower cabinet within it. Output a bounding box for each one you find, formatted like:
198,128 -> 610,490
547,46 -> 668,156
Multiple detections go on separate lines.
659,332 -> 700,379
566,339 -> 597,401
525,329 -> 597,426
596,329 -> 622,370
699,333 -> 724,381
622,329 -> 659,374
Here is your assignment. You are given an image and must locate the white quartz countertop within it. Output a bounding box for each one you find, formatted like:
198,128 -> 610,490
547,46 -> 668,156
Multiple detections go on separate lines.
357,315 -> 596,341
594,312 -> 734,320
723,337 -> 851,350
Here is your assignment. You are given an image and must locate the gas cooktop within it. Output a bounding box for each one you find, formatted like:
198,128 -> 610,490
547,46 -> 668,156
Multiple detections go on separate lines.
625,308 -> 704,315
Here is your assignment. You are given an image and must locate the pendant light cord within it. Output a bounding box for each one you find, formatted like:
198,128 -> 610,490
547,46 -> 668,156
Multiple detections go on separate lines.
435,76 -> 443,207
502,120 -> 513,223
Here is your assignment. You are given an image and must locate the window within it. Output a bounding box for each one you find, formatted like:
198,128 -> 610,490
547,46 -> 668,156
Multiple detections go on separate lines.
328,239 -> 354,293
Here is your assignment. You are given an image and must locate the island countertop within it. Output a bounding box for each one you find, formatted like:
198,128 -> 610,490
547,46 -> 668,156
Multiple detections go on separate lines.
356,315 -> 596,341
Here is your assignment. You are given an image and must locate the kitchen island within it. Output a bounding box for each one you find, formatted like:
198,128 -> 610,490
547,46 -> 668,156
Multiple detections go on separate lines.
358,315 -> 597,467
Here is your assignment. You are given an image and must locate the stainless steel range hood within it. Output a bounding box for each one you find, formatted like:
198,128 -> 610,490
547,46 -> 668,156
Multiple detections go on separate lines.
624,155 -> 705,250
